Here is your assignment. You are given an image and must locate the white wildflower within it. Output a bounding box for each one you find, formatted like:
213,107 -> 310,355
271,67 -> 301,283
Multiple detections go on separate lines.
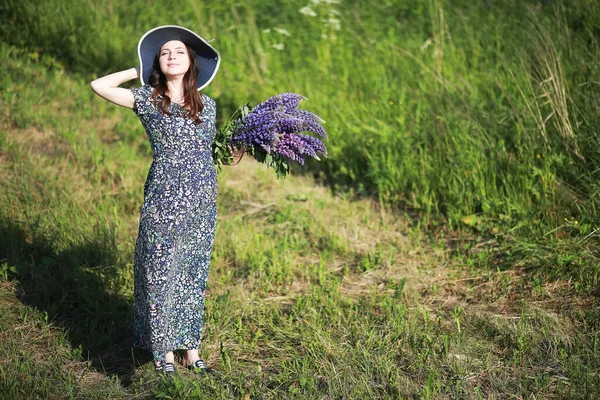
420,38 -> 432,52
262,28 -> 271,34
272,43 -> 285,51
326,17 -> 341,30
299,6 -> 317,17
274,27 -> 290,36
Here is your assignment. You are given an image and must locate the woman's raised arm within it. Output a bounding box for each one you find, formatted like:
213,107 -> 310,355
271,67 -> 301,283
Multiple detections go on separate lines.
90,67 -> 139,109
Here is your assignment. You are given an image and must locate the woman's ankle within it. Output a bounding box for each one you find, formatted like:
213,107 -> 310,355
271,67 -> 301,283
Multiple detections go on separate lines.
184,349 -> 200,364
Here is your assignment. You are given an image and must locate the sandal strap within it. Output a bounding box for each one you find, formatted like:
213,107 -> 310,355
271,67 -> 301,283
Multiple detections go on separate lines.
164,362 -> 175,372
186,359 -> 207,370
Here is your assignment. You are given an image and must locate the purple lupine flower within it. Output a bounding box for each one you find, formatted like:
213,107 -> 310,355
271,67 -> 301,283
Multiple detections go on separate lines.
298,134 -> 327,158
277,117 -> 308,134
289,109 -> 325,124
231,109 -> 281,151
272,132 -> 327,163
273,133 -> 306,164
252,93 -> 306,114
231,92 -> 328,167
277,116 -> 328,140
299,118 -> 328,140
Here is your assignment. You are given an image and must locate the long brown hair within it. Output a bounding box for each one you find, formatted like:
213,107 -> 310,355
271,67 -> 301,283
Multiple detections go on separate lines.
149,44 -> 204,124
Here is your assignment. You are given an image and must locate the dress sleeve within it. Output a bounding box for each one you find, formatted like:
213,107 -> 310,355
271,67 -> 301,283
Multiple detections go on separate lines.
205,95 -> 217,121
130,85 -> 153,116
202,94 -> 217,137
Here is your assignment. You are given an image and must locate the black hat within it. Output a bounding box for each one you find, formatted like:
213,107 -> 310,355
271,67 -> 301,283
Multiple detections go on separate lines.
137,25 -> 220,91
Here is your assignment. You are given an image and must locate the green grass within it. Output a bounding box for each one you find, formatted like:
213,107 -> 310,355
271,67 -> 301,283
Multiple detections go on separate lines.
1,0 -> 600,398
2,0 -> 600,229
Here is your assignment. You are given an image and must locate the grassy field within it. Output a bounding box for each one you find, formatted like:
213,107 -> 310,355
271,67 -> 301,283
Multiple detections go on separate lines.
1,0 -> 600,398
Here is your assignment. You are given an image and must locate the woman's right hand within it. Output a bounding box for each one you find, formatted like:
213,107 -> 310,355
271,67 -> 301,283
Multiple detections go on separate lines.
90,67 -> 139,109
224,145 -> 245,166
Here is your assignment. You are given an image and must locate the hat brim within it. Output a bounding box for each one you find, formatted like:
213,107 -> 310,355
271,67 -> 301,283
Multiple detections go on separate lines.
137,25 -> 220,91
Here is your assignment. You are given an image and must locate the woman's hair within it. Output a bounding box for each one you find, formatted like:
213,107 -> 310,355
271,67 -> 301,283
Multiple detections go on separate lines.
149,44 -> 204,124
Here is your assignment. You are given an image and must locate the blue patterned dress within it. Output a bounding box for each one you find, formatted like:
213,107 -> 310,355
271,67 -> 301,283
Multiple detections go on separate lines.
129,84 -> 217,366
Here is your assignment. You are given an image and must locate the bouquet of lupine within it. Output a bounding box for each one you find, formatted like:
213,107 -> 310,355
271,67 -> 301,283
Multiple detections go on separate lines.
213,93 -> 328,178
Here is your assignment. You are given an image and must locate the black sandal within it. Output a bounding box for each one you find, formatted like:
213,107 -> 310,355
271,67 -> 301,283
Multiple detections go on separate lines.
155,362 -> 176,374
186,359 -> 213,373
163,362 -> 176,374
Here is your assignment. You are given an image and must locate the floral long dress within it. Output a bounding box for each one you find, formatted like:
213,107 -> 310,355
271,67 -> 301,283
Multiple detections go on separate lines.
129,84 -> 217,367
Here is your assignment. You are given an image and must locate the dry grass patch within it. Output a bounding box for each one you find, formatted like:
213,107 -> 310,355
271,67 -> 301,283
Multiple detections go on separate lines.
218,158 -> 426,299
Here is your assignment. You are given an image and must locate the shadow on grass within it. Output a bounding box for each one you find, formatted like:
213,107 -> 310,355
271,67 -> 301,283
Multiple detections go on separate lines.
0,214 -> 151,386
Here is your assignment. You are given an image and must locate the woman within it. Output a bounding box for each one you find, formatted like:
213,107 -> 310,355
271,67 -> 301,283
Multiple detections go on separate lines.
90,25 -> 242,374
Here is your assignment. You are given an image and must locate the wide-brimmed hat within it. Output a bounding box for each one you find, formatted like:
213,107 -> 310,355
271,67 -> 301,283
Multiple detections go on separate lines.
137,25 -> 220,91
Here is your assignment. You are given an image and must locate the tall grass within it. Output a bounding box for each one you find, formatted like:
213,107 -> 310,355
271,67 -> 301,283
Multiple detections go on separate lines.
2,0 -> 599,224
5,0 -> 599,283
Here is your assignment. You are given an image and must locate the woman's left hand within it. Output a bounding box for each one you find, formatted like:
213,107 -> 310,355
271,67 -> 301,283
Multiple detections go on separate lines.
225,145 -> 245,166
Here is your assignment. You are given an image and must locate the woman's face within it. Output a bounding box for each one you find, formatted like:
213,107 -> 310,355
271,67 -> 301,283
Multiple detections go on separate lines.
158,40 -> 192,78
